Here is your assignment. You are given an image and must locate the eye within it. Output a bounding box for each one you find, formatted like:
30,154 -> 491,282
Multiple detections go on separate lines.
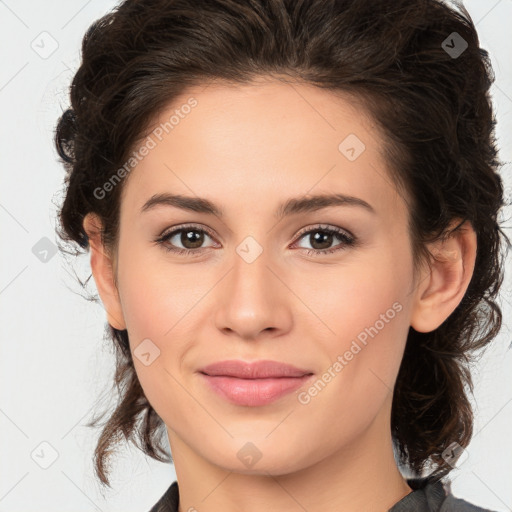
291,224 -> 356,256
155,224 -> 218,256
154,223 -> 357,257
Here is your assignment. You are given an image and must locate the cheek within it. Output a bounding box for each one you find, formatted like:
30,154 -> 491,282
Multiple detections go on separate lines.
115,245 -> 209,398
114,251 -> 195,419
115,237 -> 195,343
296,274 -> 409,437
117,269 -> 169,344
309,254 -> 411,384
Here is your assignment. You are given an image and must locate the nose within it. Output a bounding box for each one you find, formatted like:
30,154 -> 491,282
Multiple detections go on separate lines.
213,246 -> 293,341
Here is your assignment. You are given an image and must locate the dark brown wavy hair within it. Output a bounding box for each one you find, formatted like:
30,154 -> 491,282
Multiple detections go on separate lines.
54,0 -> 510,488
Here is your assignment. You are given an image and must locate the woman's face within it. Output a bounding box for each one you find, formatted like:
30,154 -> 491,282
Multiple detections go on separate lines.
102,80 -> 428,474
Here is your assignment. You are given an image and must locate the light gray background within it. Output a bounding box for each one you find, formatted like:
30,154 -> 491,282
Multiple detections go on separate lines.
1,1 -> 511,511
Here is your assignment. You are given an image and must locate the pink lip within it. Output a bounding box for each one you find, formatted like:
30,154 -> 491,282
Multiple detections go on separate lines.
199,359 -> 312,378
198,360 -> 314,406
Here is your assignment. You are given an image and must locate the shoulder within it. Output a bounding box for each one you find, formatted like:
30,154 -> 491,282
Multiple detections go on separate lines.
422,478 -> 498,512
147,480 -> 179,512
439,493 -> 499,512
393,477 -> 498,512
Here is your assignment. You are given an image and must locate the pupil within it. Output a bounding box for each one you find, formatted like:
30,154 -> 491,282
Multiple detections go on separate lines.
183,230 -> 203,248
312,231 -> 332,250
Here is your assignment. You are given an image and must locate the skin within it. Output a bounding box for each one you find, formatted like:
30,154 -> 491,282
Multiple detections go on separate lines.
83,78 -> 477,512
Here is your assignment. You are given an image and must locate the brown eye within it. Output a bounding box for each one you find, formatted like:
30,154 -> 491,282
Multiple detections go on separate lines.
155,223 -> 357,257
156,224 -> 217,255
293,225 -> 356,256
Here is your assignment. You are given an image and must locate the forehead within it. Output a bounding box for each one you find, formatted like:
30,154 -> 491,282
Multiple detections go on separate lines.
120,80 -> 406,223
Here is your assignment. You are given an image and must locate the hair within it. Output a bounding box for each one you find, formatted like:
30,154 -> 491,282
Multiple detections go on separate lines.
54,0 -> 510,489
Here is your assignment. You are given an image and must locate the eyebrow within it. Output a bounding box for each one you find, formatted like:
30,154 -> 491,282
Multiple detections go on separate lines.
140,192 -> 376,218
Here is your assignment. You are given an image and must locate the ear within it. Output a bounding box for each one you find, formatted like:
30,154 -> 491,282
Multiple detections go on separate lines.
410,219 -> 477,333
83,213 -> 126,330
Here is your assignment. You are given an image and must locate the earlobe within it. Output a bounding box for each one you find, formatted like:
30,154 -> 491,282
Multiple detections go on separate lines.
83,213 -> 126,331
410,220 -> 477,333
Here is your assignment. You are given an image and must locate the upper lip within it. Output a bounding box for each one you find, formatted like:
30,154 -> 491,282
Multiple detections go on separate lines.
199,360 -> 313,379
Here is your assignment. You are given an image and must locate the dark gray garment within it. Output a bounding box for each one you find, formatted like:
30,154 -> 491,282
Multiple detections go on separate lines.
148,477 -> 497,512
388,477 -> 497,511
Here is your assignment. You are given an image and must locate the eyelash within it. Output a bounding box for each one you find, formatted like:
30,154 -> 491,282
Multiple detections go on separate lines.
154,223 -> 357,258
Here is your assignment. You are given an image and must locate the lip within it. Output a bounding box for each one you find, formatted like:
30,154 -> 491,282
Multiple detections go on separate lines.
199,359 -> 313,379
198,360 -> 314,406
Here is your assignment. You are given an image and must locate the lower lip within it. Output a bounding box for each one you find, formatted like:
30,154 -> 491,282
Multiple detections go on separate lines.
199,373 -> 314,406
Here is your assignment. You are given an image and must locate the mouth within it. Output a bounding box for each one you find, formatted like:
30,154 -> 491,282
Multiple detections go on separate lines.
198,363 -> 313,406
199,359 -> 313,379
198,359 -> 314,406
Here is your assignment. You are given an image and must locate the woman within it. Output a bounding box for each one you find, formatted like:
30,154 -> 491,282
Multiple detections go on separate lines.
54,0 -> 509,511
